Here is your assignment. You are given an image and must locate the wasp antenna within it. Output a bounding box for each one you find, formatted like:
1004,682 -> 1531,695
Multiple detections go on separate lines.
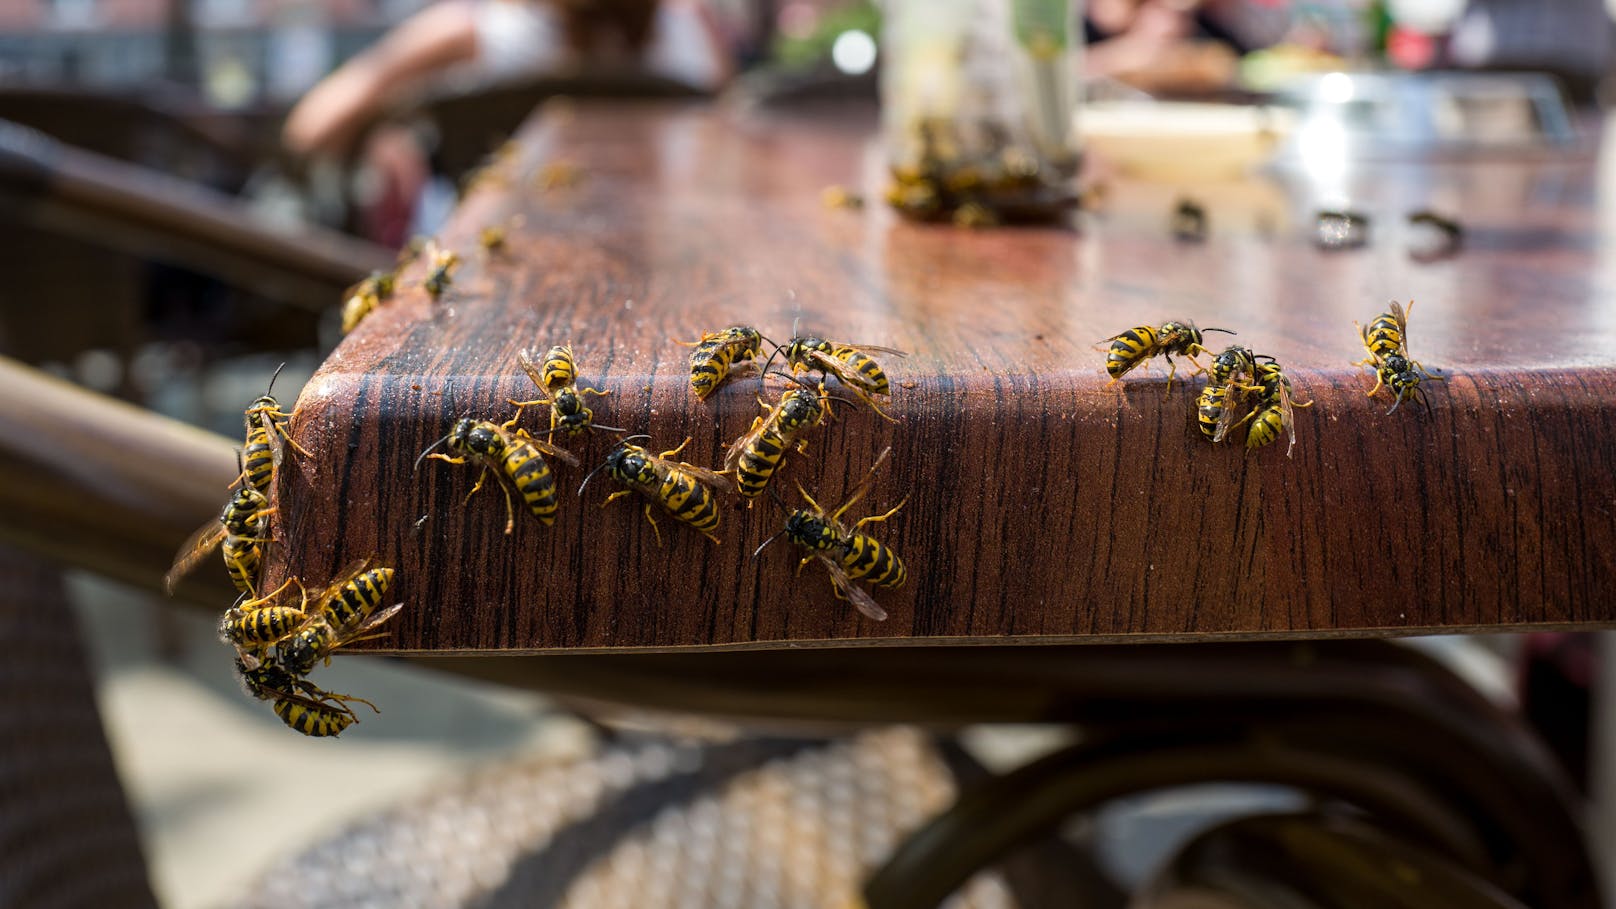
590,423 -> 628,434
266,361 -> 287,396
1203,327 -> 1237,336
413,431 -> 455,472
576,459 -> 611,498
752,528 -> 787,560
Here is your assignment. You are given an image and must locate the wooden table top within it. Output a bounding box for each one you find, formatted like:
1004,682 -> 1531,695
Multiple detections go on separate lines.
270,100 -> 1616,654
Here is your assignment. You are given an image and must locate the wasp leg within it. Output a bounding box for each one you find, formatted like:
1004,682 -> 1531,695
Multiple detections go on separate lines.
427,453 -> 469,466
502,398 -> 546,429
602,490 -> 632,507
641,504 -> 663,547
851,495 -> 910,531
237,576 -> 299,610
852,386 -> 900,424
796,556 -> 814,576
498,480 -> 516,536
660,437 -> 693,460
1365,372 -> 1386,399
700,528 -> 722,546
273,421 -> 313,458
579,387 -> 612,399
463,466 -> 492,505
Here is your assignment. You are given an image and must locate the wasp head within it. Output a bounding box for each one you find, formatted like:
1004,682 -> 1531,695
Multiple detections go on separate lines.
784,510 -> 838,551
605,444 -> 654,486
778,389 -> 823,430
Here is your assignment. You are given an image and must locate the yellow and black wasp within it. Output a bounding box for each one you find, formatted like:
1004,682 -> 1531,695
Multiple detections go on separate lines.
723,381 -> 834,501
424,243 -> 461,301
754,447 -> 907,622
1102,320 -> 1233,395
1355,300 -> 1442,413
580,436 -> 733,545
236,363 -> 310,495
677,326 -> 765,400
508,346 -> 620,438
235,651 -> 379,738
416,418 -> 580,534
1242,356 -> 1313,457
341,270 -> 397,334
218,559 -> 397,662
766,330 -> 907,421
165,484 -> 274,596
1196,346 -> 1264,442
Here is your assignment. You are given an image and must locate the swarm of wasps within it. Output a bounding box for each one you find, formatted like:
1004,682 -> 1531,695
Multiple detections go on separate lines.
1102,302 -> 1443,454
414,326 -> 911,622
164,366 -> 403,738
1102,319 -> 1313,456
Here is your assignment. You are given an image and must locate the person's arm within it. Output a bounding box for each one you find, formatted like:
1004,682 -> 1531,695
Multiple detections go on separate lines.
282,1 -> 481,159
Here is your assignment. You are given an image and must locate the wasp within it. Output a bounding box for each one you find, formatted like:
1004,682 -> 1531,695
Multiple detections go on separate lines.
766,331 -> 907,421
479,225 -> 506,254
1355,300 -> 1442,413
723,383 -> 833,501
1101,320 -> 1232,395
235,652 -> 379,737
754,447 -> 907,622
416,418 -> 580,534
275,562 -> 402,676
580,436 -> 733,545
424,243 -> 460,301
340,270 -> 396,334
165,485 -> 274,595
508,346 -> 620,438
677,326 -> 765,400
237,363 -> 310,494
219,560 -> 397,660
1242,356 -> 1313,456
1196,346 -> 1264,442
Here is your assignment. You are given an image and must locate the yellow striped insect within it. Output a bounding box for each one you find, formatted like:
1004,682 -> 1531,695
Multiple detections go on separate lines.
1355,300 -> 1443,413
1243,357 -> 1313,457
754,447 -> 907,622
767,332 -> 907,421
423,242 -> 460,301
218,560 -> 396,658
165,485 -> 274,595
341,270 -> 396,334
417,418 -> 580,534
677,326 -> 764,399
723,384 -> 831,501
236,652 -> 379,737
1196,346 -> 1263,442
236,364 -> 309,494
581,436 -> 733,545
1101,320 -> 1232,395
509,346 -> 619,438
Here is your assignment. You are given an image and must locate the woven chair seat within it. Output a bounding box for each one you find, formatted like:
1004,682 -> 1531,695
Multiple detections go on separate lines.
239,727 -> 1026,909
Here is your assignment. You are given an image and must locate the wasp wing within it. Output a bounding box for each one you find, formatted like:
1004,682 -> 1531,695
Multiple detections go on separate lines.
1211,385 -> 1248,443
836,344 -> 909,358
520,430 -> 582,468
668,459 -> 735,494
164,520 -> 229,594
816,553 -> 889,622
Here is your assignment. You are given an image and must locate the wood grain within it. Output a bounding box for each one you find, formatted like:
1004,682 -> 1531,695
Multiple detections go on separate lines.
265,101 -> 1616,652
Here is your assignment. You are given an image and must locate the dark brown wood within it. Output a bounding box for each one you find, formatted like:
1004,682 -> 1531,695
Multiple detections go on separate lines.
267,101 -> 1616,653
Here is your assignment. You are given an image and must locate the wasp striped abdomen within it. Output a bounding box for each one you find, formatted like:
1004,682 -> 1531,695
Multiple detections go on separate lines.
274,698 -> 354,737
319,567 -> 395,632
1104,325 -> 1160,381
503,440 -> 560,524
221,604 -> 307,648
843,532 -> 906,588
683,327 -> 763,400
727,389 -> 825,500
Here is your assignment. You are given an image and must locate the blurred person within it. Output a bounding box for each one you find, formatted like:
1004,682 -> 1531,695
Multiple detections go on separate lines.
284,0 -> 736,159
1084,0 -> 1291,94
283,0 -> 738,244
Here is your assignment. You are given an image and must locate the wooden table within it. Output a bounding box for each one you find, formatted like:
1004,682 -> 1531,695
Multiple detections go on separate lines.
270,100 -> 1616,655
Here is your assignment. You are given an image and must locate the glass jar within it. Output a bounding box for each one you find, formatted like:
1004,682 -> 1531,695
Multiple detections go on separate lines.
881,0 -> 1081,226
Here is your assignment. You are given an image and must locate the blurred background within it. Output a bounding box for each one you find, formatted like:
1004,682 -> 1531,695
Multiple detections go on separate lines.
2,1 -> 1614,907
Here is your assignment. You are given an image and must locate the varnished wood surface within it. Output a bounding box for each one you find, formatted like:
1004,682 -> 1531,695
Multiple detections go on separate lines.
269,101 -> 1616,653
